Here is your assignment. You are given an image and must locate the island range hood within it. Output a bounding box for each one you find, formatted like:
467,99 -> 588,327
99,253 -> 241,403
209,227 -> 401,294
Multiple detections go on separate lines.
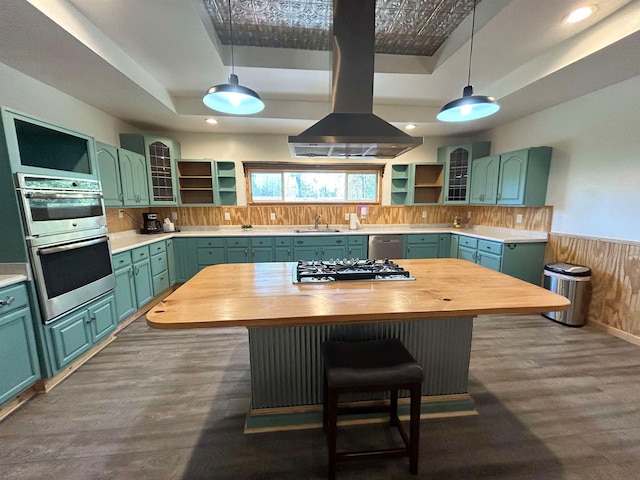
288,0 -> 423,159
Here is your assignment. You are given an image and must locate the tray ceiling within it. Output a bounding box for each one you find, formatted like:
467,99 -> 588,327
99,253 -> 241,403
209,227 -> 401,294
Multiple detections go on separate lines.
203,0 -> 481,56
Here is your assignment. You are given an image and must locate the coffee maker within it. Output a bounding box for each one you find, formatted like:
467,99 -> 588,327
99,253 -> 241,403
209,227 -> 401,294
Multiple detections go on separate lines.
141,213 -> 161,234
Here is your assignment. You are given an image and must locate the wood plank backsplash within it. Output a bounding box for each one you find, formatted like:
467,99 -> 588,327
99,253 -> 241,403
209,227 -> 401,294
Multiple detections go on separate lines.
106,205 -> 553,232
545,234 -> 640,340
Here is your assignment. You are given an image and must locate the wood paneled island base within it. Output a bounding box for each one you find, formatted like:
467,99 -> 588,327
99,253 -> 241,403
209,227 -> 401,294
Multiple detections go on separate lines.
147,259 -> 569,431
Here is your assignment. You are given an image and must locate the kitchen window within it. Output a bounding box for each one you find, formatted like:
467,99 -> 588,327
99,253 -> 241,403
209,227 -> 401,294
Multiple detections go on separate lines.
245,163 -> 381,204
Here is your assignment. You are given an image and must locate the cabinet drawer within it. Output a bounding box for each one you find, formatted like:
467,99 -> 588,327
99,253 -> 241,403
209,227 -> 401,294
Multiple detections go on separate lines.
477,240 -> 503,255
150,252 -> 168,276
0,283 -> 29,314
112,251 -> 132,269
131,245 -> 150,261
459,236 -> 478,248
251,237 -> 274,247
406,234 -> 439,244
274,237 -> 292,247
153,272 -> 170,296
149,241 -> 166,255
227,237 -> 250,247
347,236 -> 366,246
197,248 -> 225,265
197,237 -> 225,248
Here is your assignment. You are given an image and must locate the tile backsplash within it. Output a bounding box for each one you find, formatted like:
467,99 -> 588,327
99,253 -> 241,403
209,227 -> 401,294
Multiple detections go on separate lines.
106,205 -> 552,233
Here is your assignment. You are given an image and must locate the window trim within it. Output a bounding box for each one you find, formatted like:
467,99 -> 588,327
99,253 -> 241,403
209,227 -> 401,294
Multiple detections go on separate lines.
244,162 -> 384,205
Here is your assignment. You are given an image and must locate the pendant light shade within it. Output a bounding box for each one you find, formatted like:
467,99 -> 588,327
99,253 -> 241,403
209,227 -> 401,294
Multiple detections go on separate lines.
437,85 -> 499,122
203,73 -> 264,114
437,0 -> 499,123
202,0 -> 264,115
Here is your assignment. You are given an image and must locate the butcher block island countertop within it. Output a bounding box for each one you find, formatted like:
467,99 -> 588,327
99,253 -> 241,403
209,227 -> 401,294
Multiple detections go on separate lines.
146,258 -> 569,329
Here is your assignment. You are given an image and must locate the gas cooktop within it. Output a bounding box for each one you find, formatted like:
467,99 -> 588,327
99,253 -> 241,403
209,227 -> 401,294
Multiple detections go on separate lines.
293,259 -> 415,283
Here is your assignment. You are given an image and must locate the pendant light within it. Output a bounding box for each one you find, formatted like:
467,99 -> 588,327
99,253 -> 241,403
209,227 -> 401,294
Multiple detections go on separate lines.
202,0 -> 264,115
437,0 -> 499,122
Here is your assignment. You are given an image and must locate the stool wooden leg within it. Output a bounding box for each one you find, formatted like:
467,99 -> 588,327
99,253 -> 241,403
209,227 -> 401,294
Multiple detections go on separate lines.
327,389 -> 339,480
409,383 -> 421,475
389,389 -> 398,426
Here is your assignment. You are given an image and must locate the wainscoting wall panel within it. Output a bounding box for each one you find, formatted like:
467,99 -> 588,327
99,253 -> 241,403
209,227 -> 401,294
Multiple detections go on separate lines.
545,233 -> 640,340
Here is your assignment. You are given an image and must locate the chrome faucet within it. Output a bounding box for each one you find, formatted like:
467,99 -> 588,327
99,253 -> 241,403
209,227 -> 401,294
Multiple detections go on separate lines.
314,214 -> 322,230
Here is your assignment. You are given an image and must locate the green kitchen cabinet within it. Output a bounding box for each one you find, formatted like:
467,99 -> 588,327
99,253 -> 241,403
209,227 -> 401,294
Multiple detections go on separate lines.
196,237 -> 226,270
347,236 -> 367,259
457,235 -> 546,284
438,234 -> 451,258
404,234 -> 440,258
226,237 -> 251,263
174,238 -> 199,282
250,237 -> 274,263
215,161 -> 238,206
46,293 -> 116,372
131,245 -> 154,307
96,142 -> 123,207
166,239 -> 176,286
438,141 -> 491,204
274,237 -> 293,262
112,251 -> 137,323
390,164 -> 411,205
149,241 -> 170,296
97,142 -> 150,206
450,234 -> 459,258
120,134 -> 181,206
292,236 -> 347,261
118,148 -> 149,206
470,147 -> 552,206
0,282 -> 41,405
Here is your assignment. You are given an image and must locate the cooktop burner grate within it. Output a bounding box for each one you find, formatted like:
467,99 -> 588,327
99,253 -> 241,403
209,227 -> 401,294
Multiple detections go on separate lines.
293,259 -> 415,283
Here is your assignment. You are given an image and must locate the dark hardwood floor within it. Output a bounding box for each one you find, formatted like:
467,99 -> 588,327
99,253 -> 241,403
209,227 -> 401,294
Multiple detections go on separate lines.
2,314 -> 640,479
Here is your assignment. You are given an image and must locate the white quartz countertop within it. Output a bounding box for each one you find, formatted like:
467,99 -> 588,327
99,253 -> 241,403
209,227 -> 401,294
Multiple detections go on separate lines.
0,274 -> 28,289
109,225 -> 548,254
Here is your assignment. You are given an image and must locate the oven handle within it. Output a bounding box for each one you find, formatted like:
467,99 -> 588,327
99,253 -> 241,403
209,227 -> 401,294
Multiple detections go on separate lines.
37,236 -> 109,255
24,192 -> 103,200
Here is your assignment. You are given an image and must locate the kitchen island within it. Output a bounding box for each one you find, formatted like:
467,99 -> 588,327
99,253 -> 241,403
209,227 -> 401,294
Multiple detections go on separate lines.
147,259 -> 569,429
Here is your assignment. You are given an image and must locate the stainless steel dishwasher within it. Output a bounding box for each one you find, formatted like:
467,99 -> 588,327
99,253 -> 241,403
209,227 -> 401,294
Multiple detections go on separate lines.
368,234 -> 404,259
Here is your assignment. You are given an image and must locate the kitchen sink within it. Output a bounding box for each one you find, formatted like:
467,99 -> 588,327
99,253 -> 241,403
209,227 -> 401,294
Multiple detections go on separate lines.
294,229 -> 342,233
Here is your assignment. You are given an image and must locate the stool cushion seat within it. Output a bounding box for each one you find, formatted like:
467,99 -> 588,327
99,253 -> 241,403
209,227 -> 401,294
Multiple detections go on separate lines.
322,338 -> 423,388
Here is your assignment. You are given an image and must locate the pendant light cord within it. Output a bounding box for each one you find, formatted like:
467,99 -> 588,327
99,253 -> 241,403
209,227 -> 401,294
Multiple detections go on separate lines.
467,0 -> 477,86
228,0 -> 235,75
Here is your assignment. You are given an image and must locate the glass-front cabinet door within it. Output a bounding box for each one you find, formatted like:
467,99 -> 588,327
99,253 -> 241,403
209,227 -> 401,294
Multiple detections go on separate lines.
439,141 -> 491,205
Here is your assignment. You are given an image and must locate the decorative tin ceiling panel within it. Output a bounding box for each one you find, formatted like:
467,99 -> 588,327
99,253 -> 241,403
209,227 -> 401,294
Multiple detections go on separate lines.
203,0 -> 481,56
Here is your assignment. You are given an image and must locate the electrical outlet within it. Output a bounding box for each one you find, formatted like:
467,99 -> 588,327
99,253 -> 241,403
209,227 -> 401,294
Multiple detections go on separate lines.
270,212 -> 276,221
224,212 -> 231,221
516,214 -> 523,224
171,211 -> 178,220
467,211 -> 472,219
118,209 -> 124,219
421,211 -> 427,219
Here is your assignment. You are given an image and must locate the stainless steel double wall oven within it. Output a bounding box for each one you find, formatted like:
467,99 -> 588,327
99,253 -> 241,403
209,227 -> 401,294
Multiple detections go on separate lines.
16,173 -> 115,323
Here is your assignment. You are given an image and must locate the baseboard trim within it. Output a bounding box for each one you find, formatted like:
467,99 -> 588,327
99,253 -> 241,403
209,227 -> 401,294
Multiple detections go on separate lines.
0,385 -> 39,422
587,319 -> 640,347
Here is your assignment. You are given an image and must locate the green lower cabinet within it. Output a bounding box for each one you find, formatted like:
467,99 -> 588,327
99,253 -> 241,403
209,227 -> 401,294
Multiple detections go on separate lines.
438,234 -> 451,258
0,283 -> 40,405
113,263 -> 136,323
274,237 -> 293,262
457,235 -> 546,285
347,236 -> 367,259
293,246 -> 320,261
197,237 -> 226,270
450,234 -> 459,258
174,238 -> 199,282
251,247 -> 273,262
405,234 -> 440,258
227,248 -> 250,263
293,236 -> 347,261
47,293 -> 117,372
166,239 -> 176,285
133,253 -> 154,307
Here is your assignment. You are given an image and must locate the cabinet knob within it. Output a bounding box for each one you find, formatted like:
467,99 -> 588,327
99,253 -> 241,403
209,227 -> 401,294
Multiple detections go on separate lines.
0,296 -> 15,307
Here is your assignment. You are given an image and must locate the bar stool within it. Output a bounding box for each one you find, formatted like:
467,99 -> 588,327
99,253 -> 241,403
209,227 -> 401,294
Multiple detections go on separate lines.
321,338 -> 424,479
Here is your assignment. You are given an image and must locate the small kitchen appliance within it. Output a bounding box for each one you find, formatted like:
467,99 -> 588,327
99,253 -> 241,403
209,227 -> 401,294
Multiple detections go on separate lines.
142,213 -> 161,234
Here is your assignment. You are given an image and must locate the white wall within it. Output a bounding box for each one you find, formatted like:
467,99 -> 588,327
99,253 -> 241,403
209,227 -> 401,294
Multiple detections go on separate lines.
485,75 -> 640,243
0,63 -> 134,145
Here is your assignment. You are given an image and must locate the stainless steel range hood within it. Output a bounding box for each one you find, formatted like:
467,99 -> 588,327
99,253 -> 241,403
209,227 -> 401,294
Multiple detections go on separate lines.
288,0 -> 423,159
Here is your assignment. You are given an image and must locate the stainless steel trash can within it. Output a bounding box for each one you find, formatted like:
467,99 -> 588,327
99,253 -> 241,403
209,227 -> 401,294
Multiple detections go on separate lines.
542,263 -> 591,326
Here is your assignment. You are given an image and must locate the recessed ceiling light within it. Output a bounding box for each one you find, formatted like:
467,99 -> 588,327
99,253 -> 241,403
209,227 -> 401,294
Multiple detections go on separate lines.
405,124 -> 416,130
205,118 -> 218,125
565,5 -> 597,23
